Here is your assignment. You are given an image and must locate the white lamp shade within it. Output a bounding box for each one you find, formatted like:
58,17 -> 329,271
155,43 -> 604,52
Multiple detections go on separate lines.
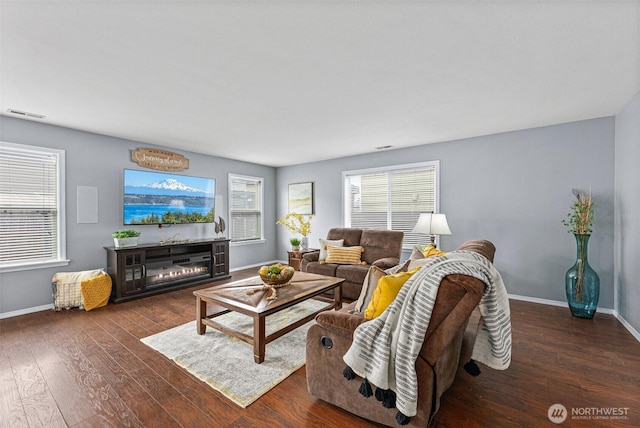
412,213 -> 452,235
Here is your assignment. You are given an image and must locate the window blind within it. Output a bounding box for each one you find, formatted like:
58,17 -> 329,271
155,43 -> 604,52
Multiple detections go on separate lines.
344,162 -> 438,248
229,175 -> 263,242
0,145 -> 61,264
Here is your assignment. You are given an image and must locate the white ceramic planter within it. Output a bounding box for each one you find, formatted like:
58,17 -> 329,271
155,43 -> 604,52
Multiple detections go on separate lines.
300,236 -> 309,251
113,237 -> 139,248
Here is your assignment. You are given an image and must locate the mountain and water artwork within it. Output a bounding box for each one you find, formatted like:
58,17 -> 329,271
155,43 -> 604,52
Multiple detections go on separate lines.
123,169 -> 216,225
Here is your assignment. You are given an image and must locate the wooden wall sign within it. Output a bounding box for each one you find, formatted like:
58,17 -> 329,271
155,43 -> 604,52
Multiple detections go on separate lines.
131,148 -> 189,171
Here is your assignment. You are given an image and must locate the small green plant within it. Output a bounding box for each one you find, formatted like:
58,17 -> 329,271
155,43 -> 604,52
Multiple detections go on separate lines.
112,229 -> 141,238
290,237 -> 301,246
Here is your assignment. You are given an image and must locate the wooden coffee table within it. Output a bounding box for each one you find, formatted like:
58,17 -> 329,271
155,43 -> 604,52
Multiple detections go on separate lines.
194,271 -> 343,363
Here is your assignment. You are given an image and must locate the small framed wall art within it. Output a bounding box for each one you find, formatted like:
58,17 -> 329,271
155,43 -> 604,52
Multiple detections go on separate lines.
288,182 -> 314,215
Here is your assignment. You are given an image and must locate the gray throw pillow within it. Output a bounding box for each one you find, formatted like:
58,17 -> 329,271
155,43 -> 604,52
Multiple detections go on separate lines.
409,244 -> 426,261
318,238 -> 344,262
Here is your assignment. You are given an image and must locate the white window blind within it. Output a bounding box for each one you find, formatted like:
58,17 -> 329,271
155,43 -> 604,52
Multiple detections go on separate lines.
228,174 -> 263,242
0,142 -> 65,267
344,161 -> 439,248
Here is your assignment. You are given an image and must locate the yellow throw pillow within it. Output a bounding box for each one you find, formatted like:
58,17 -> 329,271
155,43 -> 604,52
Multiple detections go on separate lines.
322,245 -> 365,265
352,260 -> 411,315
80,273 -> 112,311
364,267 -> 421,320
422,245 -> 447,258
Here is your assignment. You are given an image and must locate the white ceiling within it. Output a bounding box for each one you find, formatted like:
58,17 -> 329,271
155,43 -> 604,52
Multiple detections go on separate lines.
2,1 -> 639,167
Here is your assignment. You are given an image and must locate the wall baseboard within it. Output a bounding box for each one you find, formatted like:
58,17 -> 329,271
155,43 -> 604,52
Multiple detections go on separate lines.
508,294 -> 567,309
0,303 -> 54,320
230,261 -> 284,272
612,311 -> 640,342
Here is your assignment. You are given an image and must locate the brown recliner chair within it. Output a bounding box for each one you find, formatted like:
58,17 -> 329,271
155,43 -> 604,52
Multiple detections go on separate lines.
306,240 -> 496,427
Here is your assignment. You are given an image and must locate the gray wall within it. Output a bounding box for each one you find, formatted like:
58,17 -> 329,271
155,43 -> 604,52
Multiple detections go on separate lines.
614,91 -> 640,333
277,118 -> 616,309
0,116 -> 277,315
0,114 -> 620,316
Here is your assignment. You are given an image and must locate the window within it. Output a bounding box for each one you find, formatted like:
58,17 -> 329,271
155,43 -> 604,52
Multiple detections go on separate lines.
0,141 -> 67,272
343,161 -> 440,248
228,174 -> 263,242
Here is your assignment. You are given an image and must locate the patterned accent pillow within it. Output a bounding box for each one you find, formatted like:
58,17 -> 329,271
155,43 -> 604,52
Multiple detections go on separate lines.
318,238 -> 345,262
322,245 -> 365,265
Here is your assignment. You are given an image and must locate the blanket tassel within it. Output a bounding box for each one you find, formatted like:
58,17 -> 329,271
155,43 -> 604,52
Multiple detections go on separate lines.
359,378 -> 373,397
382,389 -> 396,409
464,359 -> 481,377
343,365 -> 356,380
395,411 -> 411,425
374,388 -> 397,409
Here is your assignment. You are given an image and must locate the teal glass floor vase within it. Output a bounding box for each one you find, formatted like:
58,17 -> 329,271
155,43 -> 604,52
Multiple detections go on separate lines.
565,234 -> 600,319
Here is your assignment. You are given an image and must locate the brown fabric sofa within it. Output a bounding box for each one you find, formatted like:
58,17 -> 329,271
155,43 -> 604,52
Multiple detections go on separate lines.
306,240 -> 496,427
301,228 -> 404,300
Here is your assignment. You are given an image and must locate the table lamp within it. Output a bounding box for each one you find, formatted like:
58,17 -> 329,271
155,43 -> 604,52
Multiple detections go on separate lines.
412,213 -> 451,247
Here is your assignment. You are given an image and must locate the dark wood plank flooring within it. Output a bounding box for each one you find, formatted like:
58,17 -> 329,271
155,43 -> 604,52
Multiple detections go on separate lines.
1,268 -> 639,427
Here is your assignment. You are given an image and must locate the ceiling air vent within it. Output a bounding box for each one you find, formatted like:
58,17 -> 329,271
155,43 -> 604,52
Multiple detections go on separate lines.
6,109 -> 46,119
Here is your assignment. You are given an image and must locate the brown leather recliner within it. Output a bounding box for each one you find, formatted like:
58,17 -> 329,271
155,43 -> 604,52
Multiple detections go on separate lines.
305,240 -> 496,427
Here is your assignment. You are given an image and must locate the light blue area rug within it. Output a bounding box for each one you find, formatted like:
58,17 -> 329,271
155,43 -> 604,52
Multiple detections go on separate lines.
141,298 -> 326,407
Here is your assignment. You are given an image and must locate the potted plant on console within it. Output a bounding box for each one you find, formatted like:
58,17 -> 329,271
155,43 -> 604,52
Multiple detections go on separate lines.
112,229 -> 141,248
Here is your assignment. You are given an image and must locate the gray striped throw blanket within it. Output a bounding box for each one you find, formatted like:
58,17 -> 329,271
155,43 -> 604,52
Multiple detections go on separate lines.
342,250 -> 512,422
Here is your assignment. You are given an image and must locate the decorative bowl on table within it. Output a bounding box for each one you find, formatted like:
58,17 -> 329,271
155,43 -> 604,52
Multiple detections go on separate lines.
258,263 -> 295,285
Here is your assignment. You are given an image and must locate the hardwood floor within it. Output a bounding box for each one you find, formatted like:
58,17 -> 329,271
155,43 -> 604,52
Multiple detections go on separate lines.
1,268 -> 639,427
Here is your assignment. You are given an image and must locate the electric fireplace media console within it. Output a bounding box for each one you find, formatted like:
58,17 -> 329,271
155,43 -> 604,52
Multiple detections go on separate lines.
105,238 -> 230,302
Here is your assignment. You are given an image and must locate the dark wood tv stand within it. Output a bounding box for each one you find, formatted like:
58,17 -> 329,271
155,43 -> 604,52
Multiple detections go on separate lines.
105,238 -> 230,303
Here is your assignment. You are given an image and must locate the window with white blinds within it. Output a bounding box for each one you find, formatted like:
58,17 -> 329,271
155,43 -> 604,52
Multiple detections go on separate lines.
343,161 -> 439,248
228,174 -> 263,242
0,142 -> 66,269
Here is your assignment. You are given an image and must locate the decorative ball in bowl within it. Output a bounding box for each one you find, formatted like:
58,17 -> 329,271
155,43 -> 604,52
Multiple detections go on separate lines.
258,263 -> 295,285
